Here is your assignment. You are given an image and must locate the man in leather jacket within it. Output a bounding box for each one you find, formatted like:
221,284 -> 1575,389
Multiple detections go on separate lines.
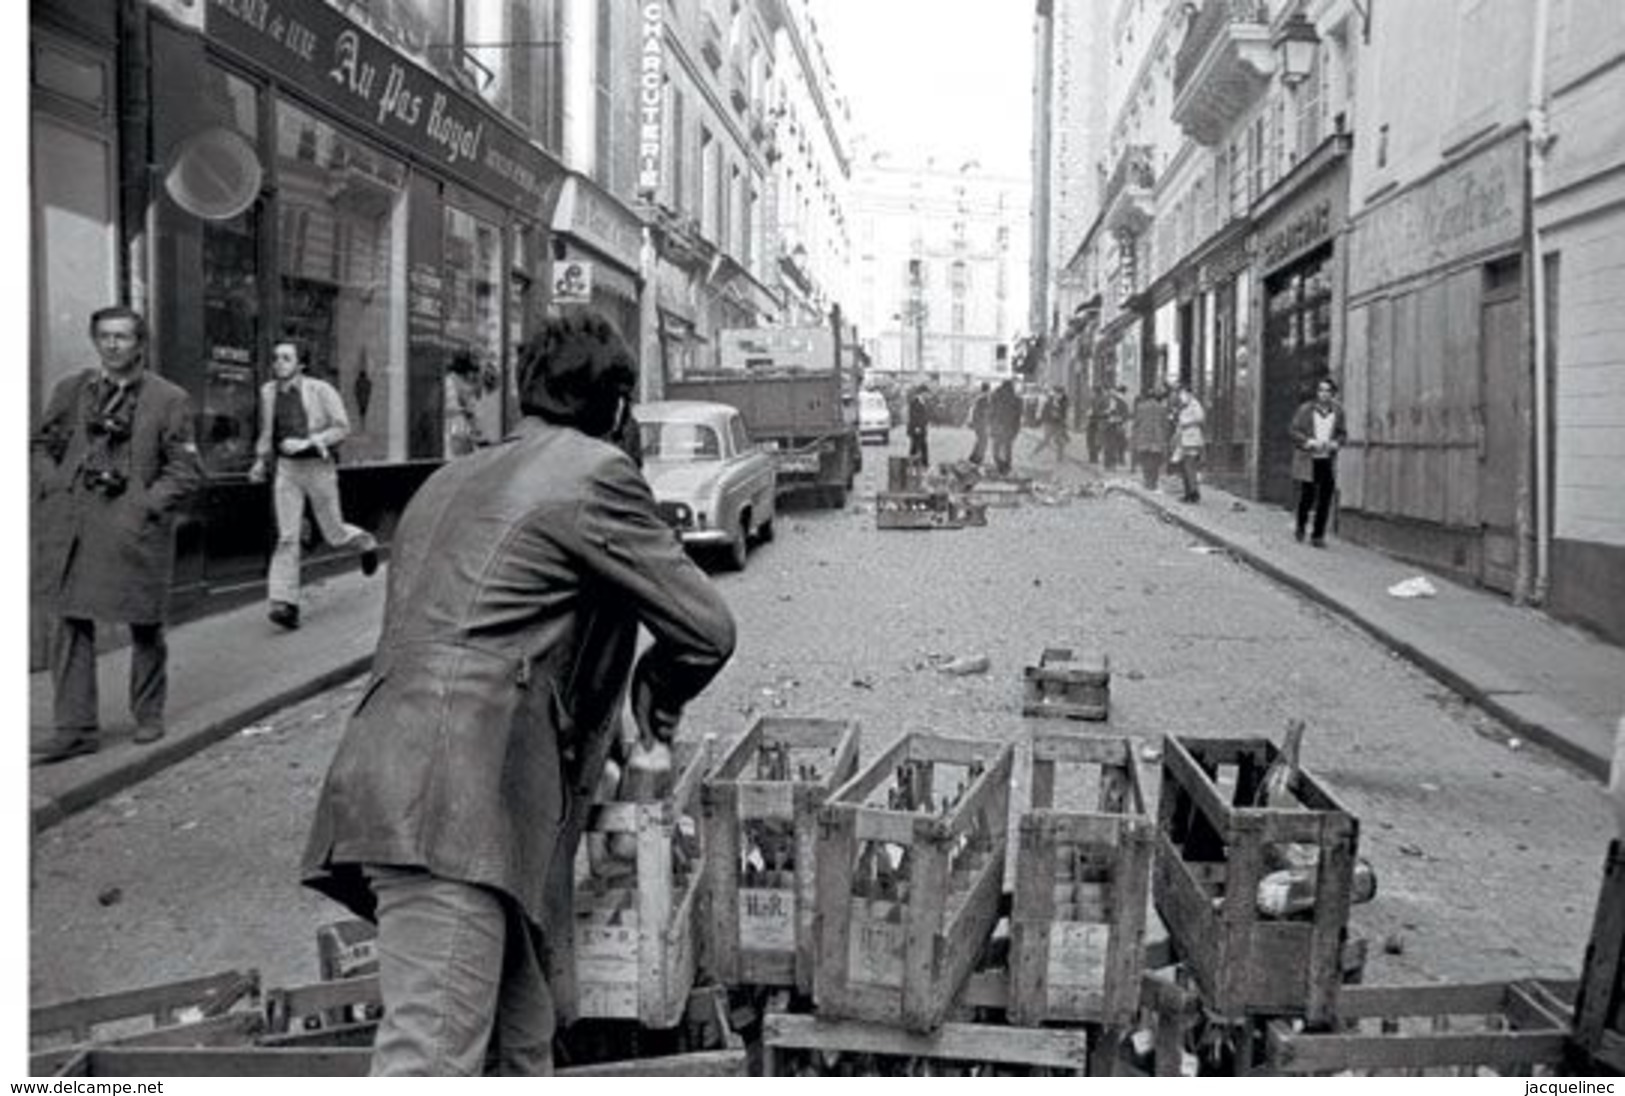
301,313 -> 736,1075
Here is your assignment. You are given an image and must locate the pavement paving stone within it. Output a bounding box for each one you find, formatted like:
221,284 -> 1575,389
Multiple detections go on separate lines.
29,569 -> 384,831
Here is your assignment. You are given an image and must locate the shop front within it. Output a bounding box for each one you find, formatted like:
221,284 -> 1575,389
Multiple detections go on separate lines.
550,173 -> 646,349
1249,137 -> 1350,506
147,0 -> 564,609
1340,130 -> 1528,592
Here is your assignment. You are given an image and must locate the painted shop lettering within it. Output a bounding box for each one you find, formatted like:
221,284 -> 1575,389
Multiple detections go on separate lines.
212,0 -> 270,31
427,94 -> 484,165
376,65 -> 423,127
329,30 -> 378,100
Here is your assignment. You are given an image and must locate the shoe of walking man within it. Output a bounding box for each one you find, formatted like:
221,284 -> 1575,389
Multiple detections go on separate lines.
32,306 -> 204,764
249,339 -> 379,630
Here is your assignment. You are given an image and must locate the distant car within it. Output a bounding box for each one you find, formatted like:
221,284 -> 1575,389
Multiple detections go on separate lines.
639,400 -> 777,571
858,390 -> 892,445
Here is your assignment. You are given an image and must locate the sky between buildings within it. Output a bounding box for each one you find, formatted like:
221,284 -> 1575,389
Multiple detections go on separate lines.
810,0 -> 1036,180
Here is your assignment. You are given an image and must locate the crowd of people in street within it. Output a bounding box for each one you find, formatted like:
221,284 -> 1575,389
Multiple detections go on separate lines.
900,372 -> 1349,541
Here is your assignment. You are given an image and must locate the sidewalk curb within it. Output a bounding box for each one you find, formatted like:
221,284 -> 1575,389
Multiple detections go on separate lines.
30,655 -> 373,834
1113,485 -> 1610,780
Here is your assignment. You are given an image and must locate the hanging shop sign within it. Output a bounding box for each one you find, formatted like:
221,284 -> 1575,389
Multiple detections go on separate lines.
206,0 -> 561,213
164,126 -> 263,220
552,260 -> 595,305
1348,131 -> 1523,297
637,2 -> 664,200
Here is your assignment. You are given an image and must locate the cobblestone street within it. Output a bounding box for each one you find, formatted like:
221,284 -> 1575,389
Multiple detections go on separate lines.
29,430 -> 1616,1009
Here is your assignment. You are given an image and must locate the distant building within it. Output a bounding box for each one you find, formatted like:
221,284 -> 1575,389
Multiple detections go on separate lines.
850,155 -> 1027,387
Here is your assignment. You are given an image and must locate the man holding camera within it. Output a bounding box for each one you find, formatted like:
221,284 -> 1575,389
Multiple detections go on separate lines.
32,306 -> 203,764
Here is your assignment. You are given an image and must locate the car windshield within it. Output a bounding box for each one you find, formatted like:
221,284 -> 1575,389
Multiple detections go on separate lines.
640,421 -> 722,461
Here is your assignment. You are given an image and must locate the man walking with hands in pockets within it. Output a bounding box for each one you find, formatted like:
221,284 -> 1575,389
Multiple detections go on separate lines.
249,339 -> 378,630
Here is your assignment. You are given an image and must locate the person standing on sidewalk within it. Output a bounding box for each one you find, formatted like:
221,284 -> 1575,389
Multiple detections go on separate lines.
906,384 -> 932,467
301,313 -> 736,1076
1131,386 -> 1170,490
1289,377 -> 1348,547
1170,384 -> 1207,503
1102,385 -> 1131,470
988,378 -> 1023,475
249,339 -> 379,631
966,382 -> 991,465
32,306 -> 204,763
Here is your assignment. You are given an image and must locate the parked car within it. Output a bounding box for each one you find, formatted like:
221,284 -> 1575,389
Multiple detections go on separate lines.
639,400 -> 777,571
858,389 -> 892,445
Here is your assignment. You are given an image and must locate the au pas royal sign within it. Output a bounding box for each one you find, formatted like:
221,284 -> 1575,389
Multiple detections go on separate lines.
206,0 -> 559,212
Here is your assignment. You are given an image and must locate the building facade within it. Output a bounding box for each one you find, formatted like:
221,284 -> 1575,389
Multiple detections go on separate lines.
1044,0 -> 1625,642
765,0 -> 853,327
1534,0 -> 1625,642
850,156 -> 1026,387
32,0 -> 580,617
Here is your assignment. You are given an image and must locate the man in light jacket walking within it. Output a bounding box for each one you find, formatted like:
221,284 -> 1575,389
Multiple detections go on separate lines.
249,339 -> 378,630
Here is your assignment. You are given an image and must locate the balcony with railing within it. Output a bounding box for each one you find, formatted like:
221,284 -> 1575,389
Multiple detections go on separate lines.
1101,144 -> 1156,235
1171,0 -> 1274,147
700,11 -> 724,70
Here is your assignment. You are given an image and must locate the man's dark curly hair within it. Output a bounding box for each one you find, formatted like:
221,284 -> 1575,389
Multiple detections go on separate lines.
517,313 -> 638,438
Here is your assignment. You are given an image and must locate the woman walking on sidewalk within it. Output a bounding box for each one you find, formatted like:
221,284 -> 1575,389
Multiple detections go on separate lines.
1170,385 -> 1206,502
1289,377 -> 1347,547
249,339 -> 379,631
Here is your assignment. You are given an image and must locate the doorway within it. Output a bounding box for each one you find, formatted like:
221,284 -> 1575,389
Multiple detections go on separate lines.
1478,258 -> 1526,593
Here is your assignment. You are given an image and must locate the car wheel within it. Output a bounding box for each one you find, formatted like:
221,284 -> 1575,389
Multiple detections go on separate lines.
757,511 -> 775,544
724,515 -> 749,571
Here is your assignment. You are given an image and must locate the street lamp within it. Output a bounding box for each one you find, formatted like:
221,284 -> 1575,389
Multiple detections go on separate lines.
1272,13 -> 1321,87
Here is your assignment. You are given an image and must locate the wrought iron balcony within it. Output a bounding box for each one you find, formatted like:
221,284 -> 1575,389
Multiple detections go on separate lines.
700,11 -> 724,70
1101,145 -> 1156,234
1172,0 -> 1274,147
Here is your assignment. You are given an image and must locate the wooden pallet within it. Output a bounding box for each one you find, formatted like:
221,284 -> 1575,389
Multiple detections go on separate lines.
51,1044 -> 746,1077
761,1010 -> 1091,1076
30,969 -> 263,1075
1009,732 -> 1152,1027
1021,647 -> 1110,721
1265,981 -> 1570,1076
814,733 -> 1015,1032
702,716 -> 861,994
573,738 -> 713,1028
1153,734 -> 1359,1025
1572,838 -> 1625,1073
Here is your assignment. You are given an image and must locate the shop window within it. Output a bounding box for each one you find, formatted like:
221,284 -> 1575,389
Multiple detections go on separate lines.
275,98 -> 408,465
443,202 -> 506,450
31,112 -> 117,417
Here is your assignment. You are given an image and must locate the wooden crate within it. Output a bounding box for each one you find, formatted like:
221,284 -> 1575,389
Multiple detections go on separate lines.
1152,734 -> 1359,1025
51,1044 -> 744,1077
1022,647 -> 1110,721
1009,732 -> 1152,1027
762,1010 -> 1090,1076
963,482 -> 1026,509
702,716 -> 861,994
573,738 -> 712,1029
814,733 -> 1015,1032
1572,838 -> 1625,1073
1265,982 -> 1570,1075
875,491 -> 963,530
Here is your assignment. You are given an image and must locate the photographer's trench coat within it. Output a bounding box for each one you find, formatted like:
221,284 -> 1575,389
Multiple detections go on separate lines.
33,368 -> 202,624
